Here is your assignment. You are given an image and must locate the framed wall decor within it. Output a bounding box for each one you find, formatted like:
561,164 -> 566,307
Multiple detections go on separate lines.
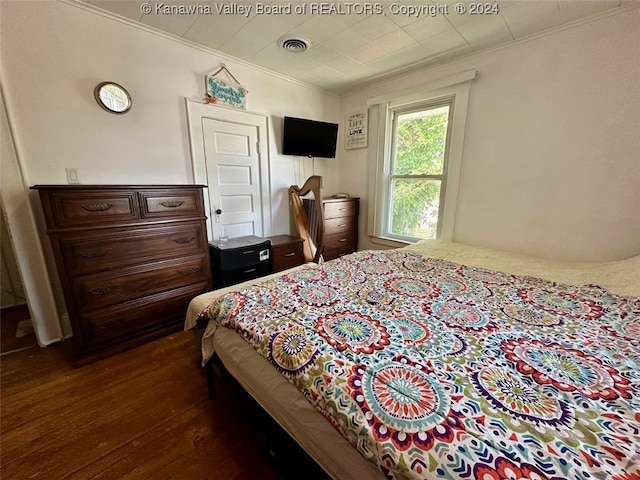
204,64 -> 247,109
94,82 -> 131,114
345,110 -> 368,149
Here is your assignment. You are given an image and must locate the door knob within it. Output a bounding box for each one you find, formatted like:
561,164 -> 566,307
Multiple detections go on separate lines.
215,208 -> 222,214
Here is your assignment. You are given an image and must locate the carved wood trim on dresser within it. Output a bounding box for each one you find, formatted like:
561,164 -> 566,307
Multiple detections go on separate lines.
32,185 -> 213,365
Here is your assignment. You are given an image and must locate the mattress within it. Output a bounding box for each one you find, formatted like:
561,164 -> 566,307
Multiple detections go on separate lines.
185,239 -> 640,479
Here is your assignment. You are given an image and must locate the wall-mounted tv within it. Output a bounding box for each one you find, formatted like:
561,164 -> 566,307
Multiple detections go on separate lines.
282,116 -> 339,159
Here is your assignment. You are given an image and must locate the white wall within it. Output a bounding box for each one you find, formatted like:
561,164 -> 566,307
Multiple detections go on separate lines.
340,8 -> 640,262
1,87 -> 65,345
0,0 -> 341,344
0,0 -> 340,212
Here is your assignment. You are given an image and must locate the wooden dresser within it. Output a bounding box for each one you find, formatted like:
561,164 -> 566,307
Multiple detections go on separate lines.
33,185 -> 212,365
269,235 -> 305,272
305,197 -> 359,261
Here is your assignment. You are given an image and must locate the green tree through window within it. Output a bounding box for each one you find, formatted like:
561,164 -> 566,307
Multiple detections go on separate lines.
389,104 -> 450,239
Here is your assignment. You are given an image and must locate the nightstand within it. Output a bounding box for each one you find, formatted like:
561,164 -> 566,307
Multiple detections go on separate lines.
209,236 -> 272,288
269,235 -> 305,272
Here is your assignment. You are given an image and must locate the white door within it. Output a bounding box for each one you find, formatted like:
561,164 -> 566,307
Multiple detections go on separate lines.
186,100 -> 271,241
203,119 -> 262,239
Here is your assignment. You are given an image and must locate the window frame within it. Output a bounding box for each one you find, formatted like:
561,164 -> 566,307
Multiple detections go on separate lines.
367,71 -> 475,247
384,98 -> 454,242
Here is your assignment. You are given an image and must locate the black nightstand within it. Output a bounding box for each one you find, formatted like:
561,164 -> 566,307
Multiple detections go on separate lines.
209,236 -> 272,288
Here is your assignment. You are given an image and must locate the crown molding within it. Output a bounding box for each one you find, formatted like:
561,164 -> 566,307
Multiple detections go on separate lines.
341,1 -> 639,96
60,0 -> 340,98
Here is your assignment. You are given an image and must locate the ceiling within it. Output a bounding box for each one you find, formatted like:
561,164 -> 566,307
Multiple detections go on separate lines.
81,0 -> 628,94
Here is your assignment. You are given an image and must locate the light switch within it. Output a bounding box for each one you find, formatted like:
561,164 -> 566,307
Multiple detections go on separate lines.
66,168 -> 80,184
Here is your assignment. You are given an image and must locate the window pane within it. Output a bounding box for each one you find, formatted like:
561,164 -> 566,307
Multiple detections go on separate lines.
393,105 -> 449,175
389,178 -> 441,239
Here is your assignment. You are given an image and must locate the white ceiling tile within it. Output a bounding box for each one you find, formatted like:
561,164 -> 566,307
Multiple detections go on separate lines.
454,14 -> 514,46
370,28 -> 419,54
219,30 -> 269,58
349,14 -> 400,41
328,54 -> 371,75
402,15 -> 455,42
245,14 -> 294,42
184,11 -> 252,49
385,1 -> 424,28
81,0 -> 625,94
348,41 -> 386,64
366,43 -> 432,71
139,1 -> 206,36
249,42 -> 298,69
277,56 -> 322,77
297,64 -> 342,83
419,29 -> 468,55
333,11 -> 373,27
86,1 -> 144,21
323,29 -> 370,54
304,44 -> 342,63
271,1 -> 314,27
294,15 -> 347,42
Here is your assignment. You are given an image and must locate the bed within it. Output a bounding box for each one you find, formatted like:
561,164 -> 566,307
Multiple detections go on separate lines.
185,239 -> 640,480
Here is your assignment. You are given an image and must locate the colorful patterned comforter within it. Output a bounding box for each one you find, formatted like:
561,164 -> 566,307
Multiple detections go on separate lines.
199,249 -> 640,480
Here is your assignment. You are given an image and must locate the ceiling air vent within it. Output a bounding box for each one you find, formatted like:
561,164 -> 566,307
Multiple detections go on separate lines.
278,35 -> 311,53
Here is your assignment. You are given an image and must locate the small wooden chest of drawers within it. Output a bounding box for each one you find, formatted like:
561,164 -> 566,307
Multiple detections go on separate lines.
33,185 -> 212,365
305,197 -> 360,261
269,235 -> 305,272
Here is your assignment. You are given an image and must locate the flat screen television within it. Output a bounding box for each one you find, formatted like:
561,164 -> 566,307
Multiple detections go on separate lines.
282,116 -> 339,158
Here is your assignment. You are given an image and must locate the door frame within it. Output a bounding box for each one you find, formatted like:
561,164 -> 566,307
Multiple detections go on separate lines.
186,99 -> 272,240
1,82 -> 68,346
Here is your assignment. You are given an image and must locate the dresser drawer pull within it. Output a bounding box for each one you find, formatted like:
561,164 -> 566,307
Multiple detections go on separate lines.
339,208 -> 348,211
78,247 -> 111,258
82,203 -> 113,212
159,200 -> 185,208
179,266 -> 200,275
88,286 -> 114,296
339,238 -> 347,242
244,268 -> 257,274
242,250 -> 255,255
284,252 -> 296,257
173,237 -> 195,244
338,223 -> 347,227
96,319 -> 118,329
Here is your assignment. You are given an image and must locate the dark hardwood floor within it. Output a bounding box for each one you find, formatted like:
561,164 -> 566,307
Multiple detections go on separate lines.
0,304 -> 37,353
0,318 -> 330,480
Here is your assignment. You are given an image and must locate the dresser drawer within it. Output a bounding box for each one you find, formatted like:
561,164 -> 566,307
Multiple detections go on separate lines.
210,239 -> 272,270
325,242 -> 358,261
325,216 -> 357,235
42,189 -> 139,228
271,237 -> 305,272
74,254 -> 208,312
139,189 -> 204,219
324,231 -> 357,261
59,222 -> 207,275
83,282 -> 209,346
324,200 -> 359,219
216,262 -> 272,287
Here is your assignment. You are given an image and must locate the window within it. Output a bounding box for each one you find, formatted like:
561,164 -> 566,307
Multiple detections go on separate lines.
367,70 -> 475,244
387,101 -> 451,241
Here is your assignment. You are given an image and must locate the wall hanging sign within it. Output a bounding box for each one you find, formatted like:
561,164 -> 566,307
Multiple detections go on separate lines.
345,110 -> 368,149
204,64 -> 247,109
